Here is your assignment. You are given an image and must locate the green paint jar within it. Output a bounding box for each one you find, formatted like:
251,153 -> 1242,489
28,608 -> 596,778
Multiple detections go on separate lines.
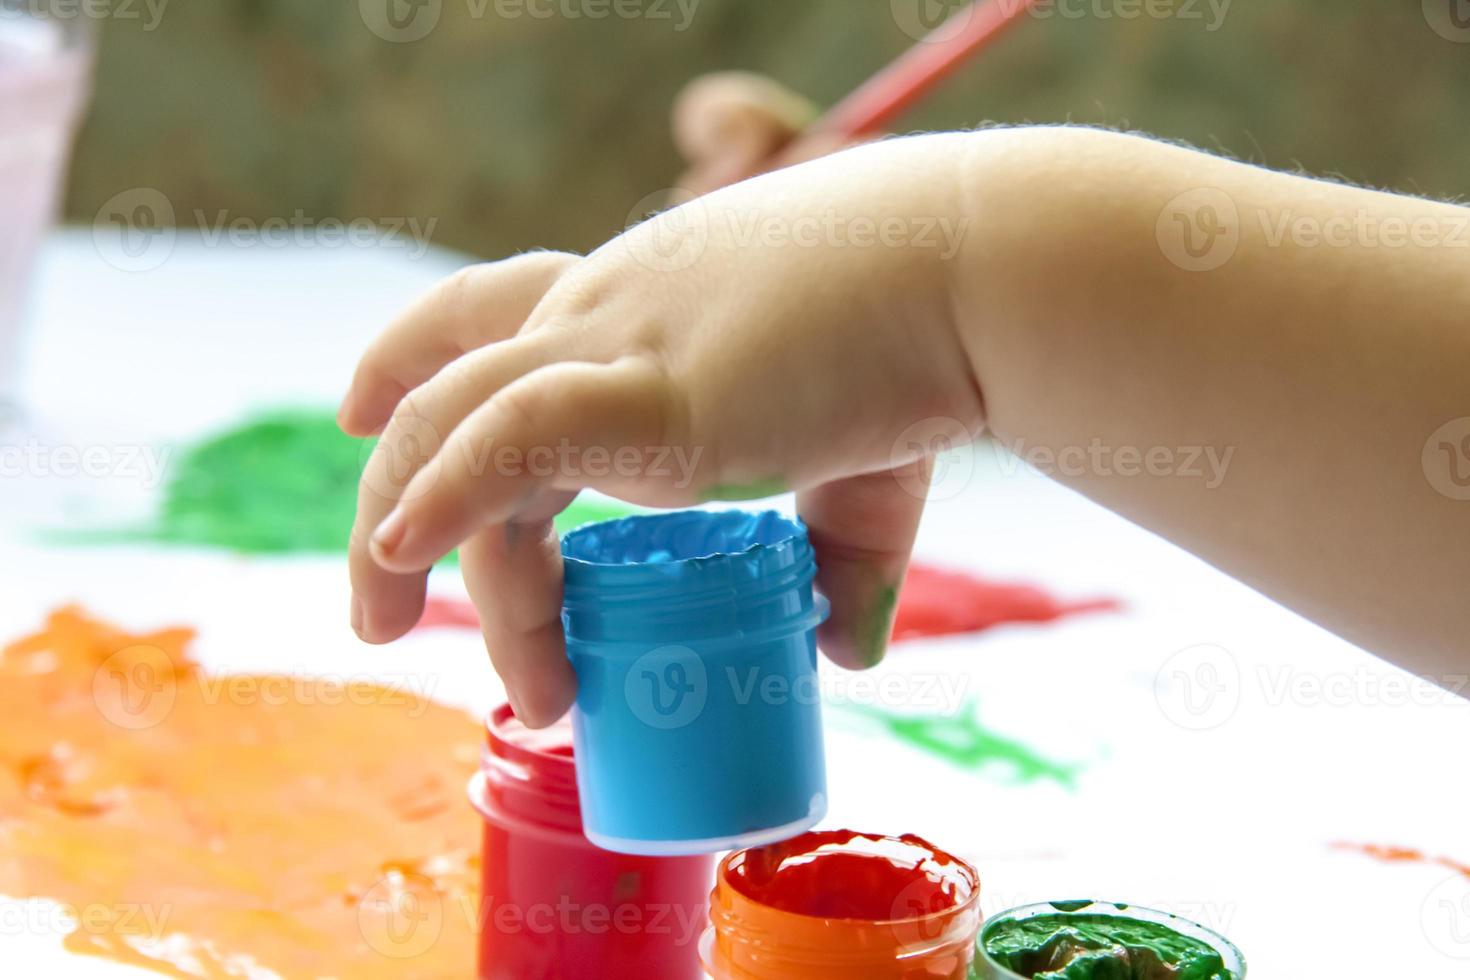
973,901 -> 1246,980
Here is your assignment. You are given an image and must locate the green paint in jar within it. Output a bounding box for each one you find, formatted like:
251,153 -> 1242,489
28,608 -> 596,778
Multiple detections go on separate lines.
974,901 -> 1245,980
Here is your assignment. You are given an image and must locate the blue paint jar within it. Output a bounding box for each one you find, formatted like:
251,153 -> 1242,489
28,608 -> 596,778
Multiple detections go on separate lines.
562,509 -> 829,857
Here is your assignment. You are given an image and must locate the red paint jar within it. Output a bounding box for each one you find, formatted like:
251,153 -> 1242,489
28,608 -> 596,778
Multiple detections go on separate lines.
701,830 -> 982,980
469,704 -> 714,979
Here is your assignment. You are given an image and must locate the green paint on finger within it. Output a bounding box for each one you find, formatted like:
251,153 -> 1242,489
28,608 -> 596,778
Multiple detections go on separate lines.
855,584 -> 900,668
50,409 -> 644,556
843,700 -> 1080,789
700,477 -> 787,502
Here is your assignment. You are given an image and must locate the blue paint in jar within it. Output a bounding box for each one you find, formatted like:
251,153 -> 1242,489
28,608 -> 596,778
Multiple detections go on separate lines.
562,509 -> 829,857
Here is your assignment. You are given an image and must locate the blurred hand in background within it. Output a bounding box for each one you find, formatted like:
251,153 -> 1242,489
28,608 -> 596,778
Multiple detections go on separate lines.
671,72 -> 850,195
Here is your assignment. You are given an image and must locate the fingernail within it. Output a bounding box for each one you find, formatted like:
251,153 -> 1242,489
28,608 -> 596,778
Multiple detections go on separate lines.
371,508 -> 407,558
350,594 -> 365,638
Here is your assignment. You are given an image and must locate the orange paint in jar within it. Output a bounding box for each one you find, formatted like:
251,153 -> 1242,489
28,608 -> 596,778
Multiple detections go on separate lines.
701,830 -> 981,979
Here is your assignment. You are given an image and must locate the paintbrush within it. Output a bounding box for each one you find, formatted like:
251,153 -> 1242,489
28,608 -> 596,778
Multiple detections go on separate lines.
786,0 -> 1041,159
672,1 -> 1039,201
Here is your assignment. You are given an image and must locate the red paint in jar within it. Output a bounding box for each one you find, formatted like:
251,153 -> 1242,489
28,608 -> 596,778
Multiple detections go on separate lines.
470,703 -> 713,979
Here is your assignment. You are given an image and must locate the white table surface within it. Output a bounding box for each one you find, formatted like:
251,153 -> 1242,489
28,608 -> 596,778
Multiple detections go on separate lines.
4,229 -> 1469,978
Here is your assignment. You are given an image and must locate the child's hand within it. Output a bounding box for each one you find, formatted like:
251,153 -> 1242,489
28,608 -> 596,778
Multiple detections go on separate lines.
340,134 -> 982,726
344,119 -> 1470,723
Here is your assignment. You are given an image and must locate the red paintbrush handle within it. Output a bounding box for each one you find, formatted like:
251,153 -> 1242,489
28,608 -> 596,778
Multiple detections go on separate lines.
810,0 -> 1041,142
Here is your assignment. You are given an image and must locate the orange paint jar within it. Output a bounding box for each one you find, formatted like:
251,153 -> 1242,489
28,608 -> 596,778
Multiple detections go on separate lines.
700,830 -> 981,979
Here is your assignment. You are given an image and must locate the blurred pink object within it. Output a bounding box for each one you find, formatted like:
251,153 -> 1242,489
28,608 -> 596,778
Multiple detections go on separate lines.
0,4 -> 93,417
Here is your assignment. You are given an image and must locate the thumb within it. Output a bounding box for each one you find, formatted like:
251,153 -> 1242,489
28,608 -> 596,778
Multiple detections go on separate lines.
798,460 -> 932,671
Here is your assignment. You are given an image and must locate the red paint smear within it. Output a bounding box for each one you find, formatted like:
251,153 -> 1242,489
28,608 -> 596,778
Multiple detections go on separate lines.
726,830 -> 971,921
891,564 -> 1119,641
1332,842 -> 1470,880
415,563 -> 1119,643
416,596 -> 482,631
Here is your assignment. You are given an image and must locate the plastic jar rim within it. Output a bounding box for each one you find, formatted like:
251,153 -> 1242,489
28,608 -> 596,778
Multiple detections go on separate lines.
483,702 -> 574,771
562,510 -> 811,584
561,511 -> 824,644
470,703 -> 583,836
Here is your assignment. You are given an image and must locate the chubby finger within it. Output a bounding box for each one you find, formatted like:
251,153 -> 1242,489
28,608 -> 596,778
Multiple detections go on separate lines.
799,460 -> 932,670
460,503 -> 577,730
369,357 -> 678,575
349,335 -> 568,643
672,72 -> 817,194
338,251 -> 580,437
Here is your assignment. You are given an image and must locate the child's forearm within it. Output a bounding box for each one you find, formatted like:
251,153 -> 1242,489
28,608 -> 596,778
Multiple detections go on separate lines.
948,127 -> 1470,683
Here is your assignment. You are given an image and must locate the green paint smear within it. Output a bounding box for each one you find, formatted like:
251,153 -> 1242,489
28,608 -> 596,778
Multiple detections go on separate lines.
981,913 -> 1237,980
842,700 -> 1080,789
700,476 -> 786,502
52,409 -> 643,555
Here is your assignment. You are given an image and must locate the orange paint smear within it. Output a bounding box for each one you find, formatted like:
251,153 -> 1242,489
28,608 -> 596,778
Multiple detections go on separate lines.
0,607 -> 483,978
1332,842 -> 1470,881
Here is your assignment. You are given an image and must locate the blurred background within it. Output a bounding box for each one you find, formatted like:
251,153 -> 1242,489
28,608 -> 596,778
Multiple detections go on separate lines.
4,0 -> 1468,418
49,0 -> 1470,258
